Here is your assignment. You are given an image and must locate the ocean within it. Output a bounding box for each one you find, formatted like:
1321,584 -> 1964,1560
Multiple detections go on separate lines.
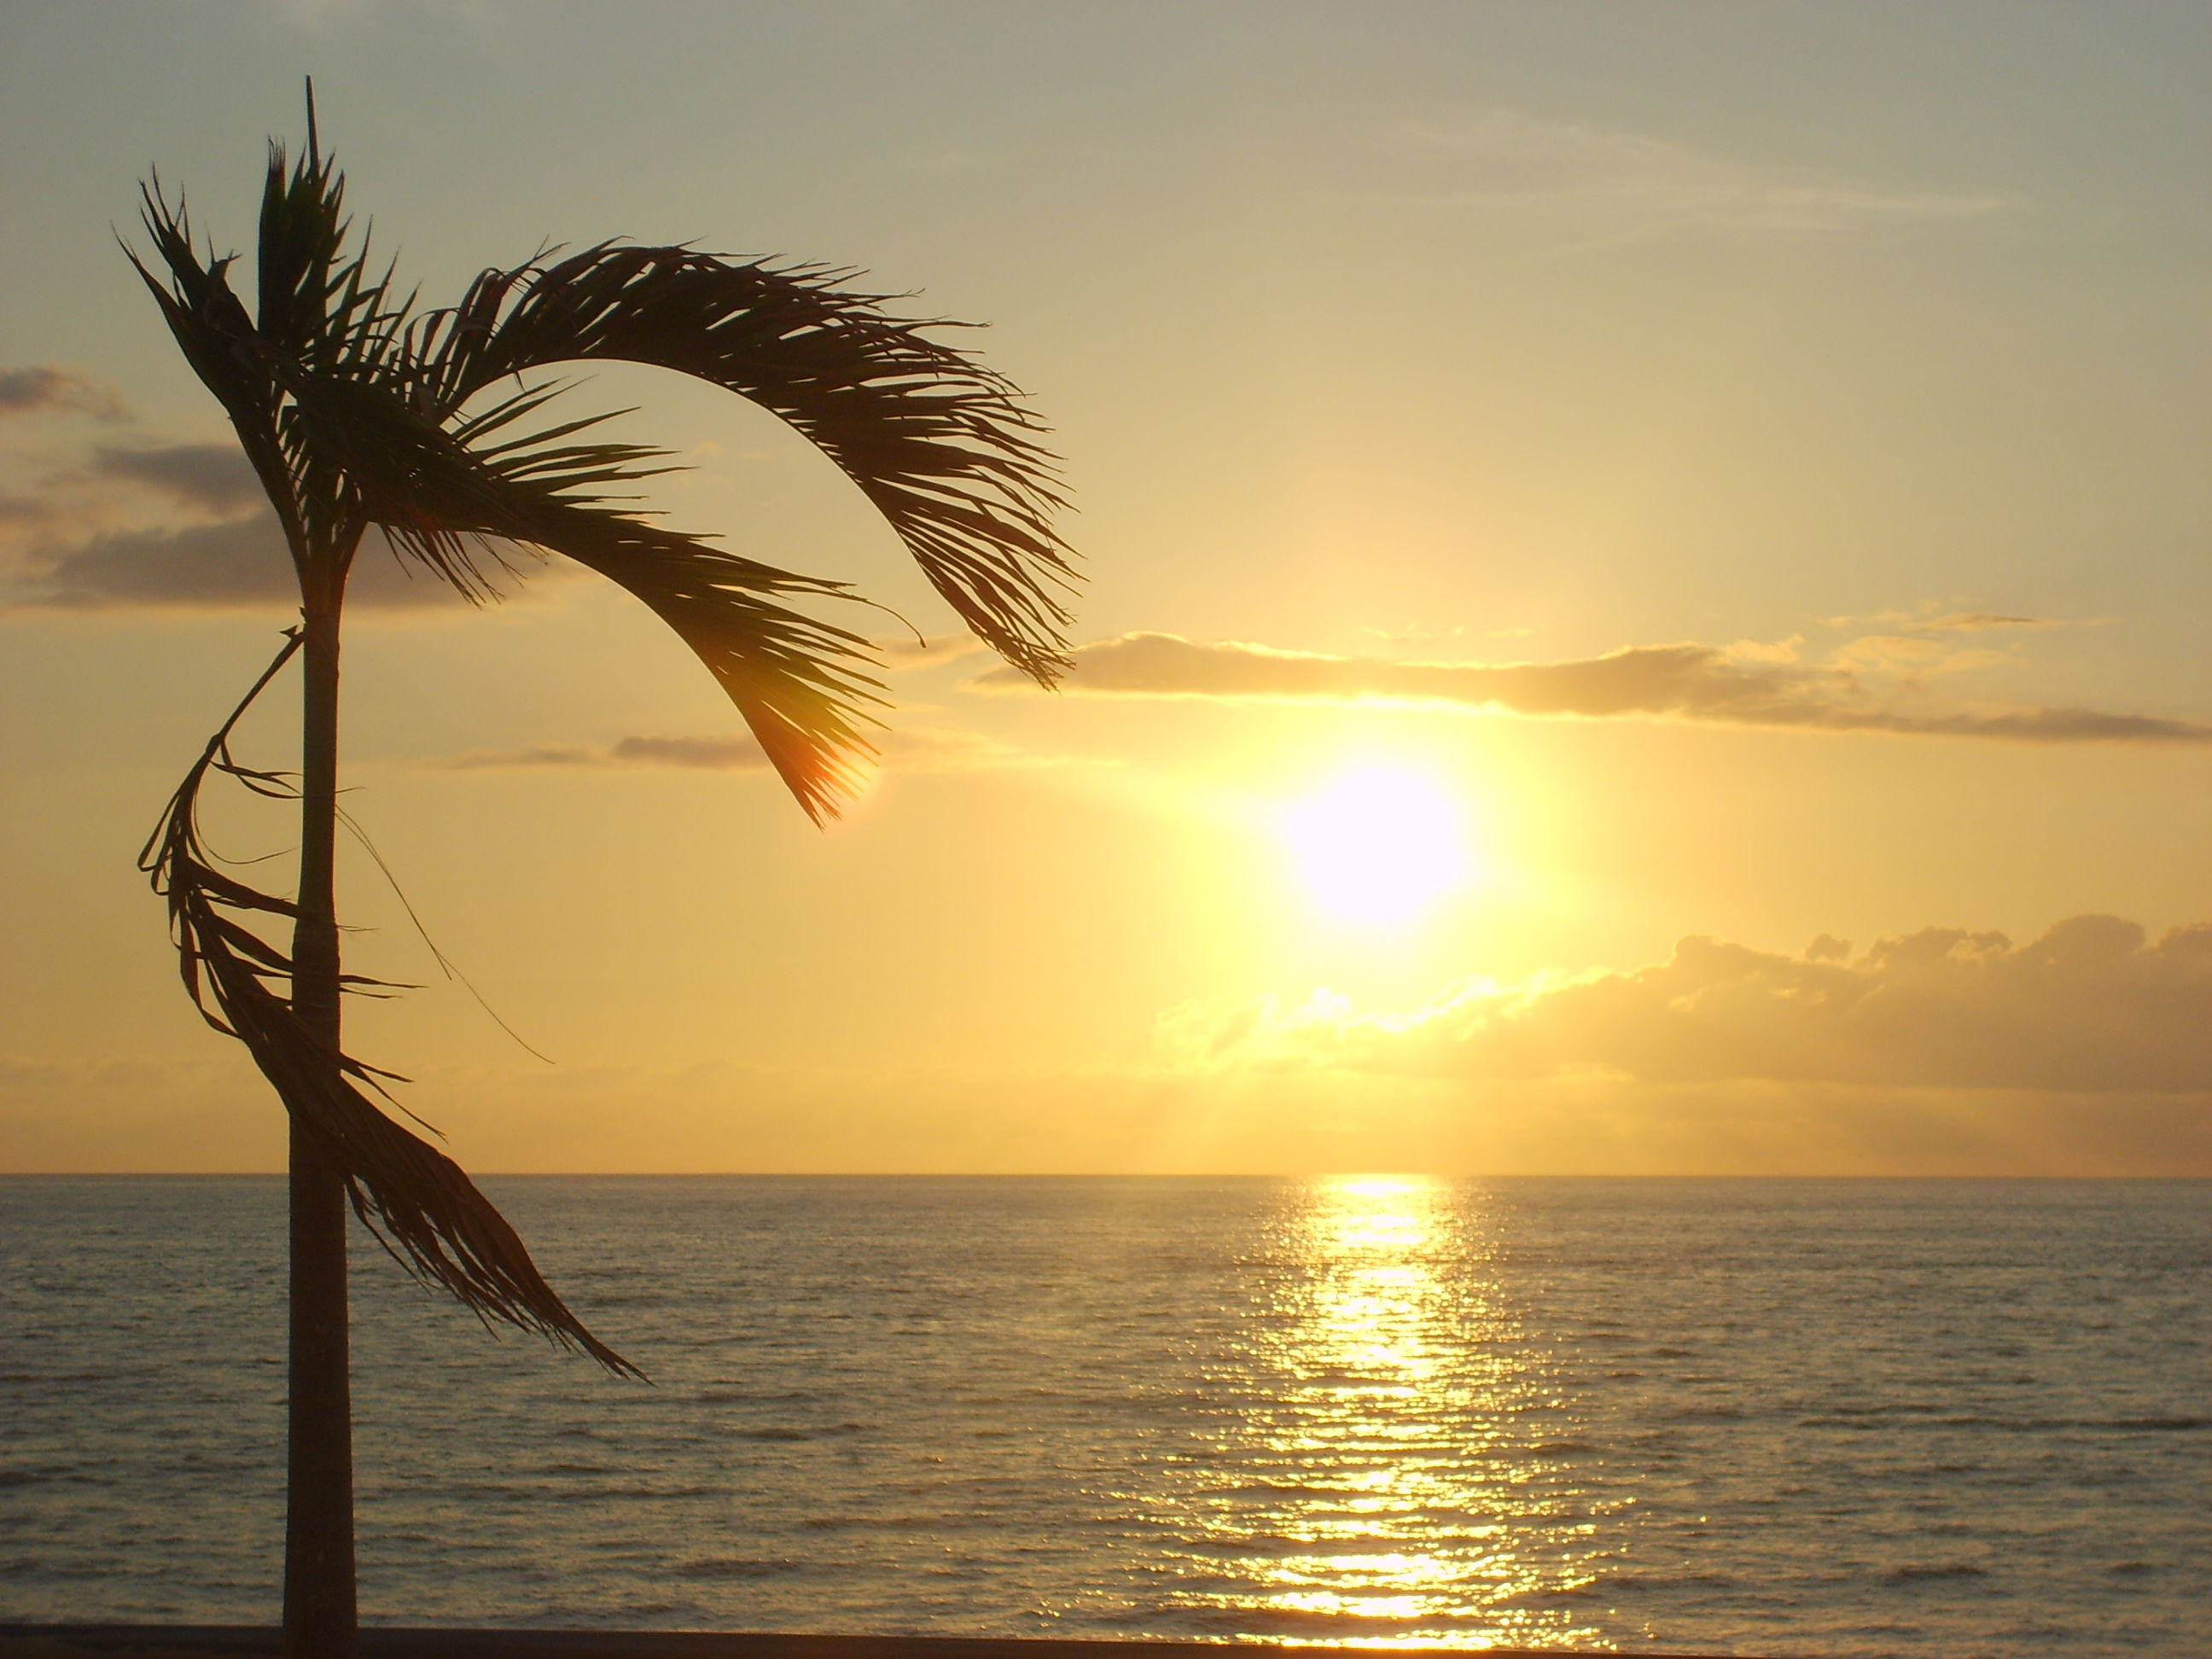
3,1176 -> 2207,1656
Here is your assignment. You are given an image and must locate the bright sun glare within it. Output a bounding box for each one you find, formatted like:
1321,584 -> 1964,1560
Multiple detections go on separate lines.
1280,765 -> 1472,926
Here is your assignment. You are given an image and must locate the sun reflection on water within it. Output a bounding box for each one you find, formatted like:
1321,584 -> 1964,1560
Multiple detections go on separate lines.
1161,1176 -> 1607,1649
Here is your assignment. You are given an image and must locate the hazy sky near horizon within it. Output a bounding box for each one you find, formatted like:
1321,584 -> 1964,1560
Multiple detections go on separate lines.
3,0 -> 2209,1175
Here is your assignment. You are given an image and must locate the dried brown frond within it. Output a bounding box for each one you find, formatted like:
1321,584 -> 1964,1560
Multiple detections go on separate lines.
140,636 -> 639,1377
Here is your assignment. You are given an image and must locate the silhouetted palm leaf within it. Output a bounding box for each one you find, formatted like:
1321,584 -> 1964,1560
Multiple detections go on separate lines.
132,144 -> 1076,814
128,115 -> 1076,1379
406,244 -> 1077,684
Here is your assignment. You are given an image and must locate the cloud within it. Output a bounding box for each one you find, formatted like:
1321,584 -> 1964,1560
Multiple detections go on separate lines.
430,743 -> 611,770
1339,110 -> 2010,242
429,723 -> 1039,774
610,734 -> 771,769
1166,916 -> 2212,1095
974,632 -> 2212,744
0,365 -> 125,420
7,515 -> 487,611
90,444 -> 263,514
1825,606 -> 2087,635
16,516 -> 294,609
1826,632 -> 2011,679
0,494 -> 64,533
431,733 -> 773,772
1917,612 -> 2066,634
1,421 -> 550,612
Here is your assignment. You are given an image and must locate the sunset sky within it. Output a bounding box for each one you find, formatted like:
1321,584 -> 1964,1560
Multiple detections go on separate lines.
3,1 -> 2209,1175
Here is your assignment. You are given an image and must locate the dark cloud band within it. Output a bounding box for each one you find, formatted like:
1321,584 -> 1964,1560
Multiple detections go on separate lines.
90,444 -> 263,514
428,725 -> 1029,774
976,632 -> 2212,744
0,364 -> 125,420
10,517 -> 491,610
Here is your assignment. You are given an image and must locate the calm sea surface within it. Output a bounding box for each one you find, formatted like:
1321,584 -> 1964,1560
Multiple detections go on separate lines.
3,1177 -> 2208,1656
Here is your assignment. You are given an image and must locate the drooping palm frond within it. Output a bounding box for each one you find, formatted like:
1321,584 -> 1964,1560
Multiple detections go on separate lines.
128,158 -> 953,816
405,243 -> 1080,683
140,634 -> 639,1377
132,135 -> 1083,799
271,358 -> 888,818
125,113 -> 1078,1372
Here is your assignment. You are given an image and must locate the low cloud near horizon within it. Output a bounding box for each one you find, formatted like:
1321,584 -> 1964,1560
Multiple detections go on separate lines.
975,632 -> 2212,745
1165,914 -> 2212,1097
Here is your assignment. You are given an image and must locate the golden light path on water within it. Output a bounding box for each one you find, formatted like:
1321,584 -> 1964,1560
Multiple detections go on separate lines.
1161,1177 -> 1610,1650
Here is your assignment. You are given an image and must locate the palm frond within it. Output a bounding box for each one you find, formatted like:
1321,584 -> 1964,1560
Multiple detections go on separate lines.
130,169 -> 1074,818
125,181 -> 307,566
132,142 -> 417,581
405,245 -> 1079,683
140,635 -> 638,1377
274,367 -> 886,818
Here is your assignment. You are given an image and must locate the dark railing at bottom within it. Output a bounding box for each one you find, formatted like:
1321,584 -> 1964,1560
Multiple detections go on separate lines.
1,1626 -> 1786,1659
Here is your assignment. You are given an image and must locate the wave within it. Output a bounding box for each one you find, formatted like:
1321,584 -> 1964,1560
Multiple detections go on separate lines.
0,1466 -> 85,1487
672,1555 -> 804,1579
1797,1412 -> 2207,1432
692,1388 -> 825,1403
14,1174 -> 2211,1652
1887,1561 -> 1989,1581
1592,1571 -> 1738,1591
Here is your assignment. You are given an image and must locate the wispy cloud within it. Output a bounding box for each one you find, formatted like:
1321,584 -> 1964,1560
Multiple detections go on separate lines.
428,723 -> 1040,775
1333,110 -> 2011,243
20,515 -> 298,610
0,364 -> 125,421
1918,611 -> 2068,634
8,518 -> 504,611
1825,605 -> 2089,636
89,444 -> 265,515
1,436 -> 527,612
974,632 -> 2211,744
1166,915 -> 2212,1094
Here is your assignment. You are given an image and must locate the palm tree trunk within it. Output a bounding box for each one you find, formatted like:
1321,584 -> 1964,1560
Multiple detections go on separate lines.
284,580 -> 358,1659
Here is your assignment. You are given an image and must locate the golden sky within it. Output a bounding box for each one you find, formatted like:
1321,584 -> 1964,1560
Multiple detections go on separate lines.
3,1 -> 2209,1174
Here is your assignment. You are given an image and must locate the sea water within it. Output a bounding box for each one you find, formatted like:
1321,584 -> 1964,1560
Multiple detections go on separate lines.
2,1176 -> 2207,1656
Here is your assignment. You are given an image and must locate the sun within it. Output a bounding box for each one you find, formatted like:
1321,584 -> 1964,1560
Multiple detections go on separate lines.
1279,765 -> 1473,925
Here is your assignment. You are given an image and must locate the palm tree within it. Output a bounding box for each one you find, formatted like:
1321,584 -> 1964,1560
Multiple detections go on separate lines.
130,92 -> 1074,1659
